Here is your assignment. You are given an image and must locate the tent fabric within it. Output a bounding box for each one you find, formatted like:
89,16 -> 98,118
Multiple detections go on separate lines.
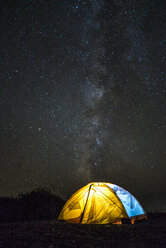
58,182 -> 146,224
106,183 -> 145,218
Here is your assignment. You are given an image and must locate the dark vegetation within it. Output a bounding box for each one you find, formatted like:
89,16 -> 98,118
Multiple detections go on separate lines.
0,213 -> 165,248
0,191 -> 165,247
0,188 -> 65,223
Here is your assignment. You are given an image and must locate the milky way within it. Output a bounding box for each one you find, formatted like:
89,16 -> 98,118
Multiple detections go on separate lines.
0,0 -> 166,210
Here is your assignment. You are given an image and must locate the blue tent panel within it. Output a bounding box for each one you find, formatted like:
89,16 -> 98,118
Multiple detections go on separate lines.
106,183 -> 145,218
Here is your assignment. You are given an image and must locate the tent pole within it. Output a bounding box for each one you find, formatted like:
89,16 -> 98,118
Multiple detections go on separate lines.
80,184 -> 92,224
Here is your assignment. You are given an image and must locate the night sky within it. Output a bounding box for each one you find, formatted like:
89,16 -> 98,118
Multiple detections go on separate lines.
0,0 -> 166,211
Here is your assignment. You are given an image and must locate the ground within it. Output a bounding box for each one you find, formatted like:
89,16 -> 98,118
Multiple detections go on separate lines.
0,213 -> 165,248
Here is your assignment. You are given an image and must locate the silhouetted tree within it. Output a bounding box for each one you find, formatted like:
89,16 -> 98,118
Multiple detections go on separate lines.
0,188 -> 65,223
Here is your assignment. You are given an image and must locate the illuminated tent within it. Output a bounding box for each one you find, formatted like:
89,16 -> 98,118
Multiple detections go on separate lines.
58,182 -> 147,224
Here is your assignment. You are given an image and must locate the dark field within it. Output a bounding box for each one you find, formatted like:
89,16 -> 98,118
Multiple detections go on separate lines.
0,213 -> 165,248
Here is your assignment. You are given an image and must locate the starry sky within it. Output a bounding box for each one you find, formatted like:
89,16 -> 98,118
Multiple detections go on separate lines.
0,0 -> 166,210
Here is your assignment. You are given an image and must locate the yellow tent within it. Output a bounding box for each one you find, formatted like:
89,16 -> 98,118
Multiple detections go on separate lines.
58,182 -> 147,224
